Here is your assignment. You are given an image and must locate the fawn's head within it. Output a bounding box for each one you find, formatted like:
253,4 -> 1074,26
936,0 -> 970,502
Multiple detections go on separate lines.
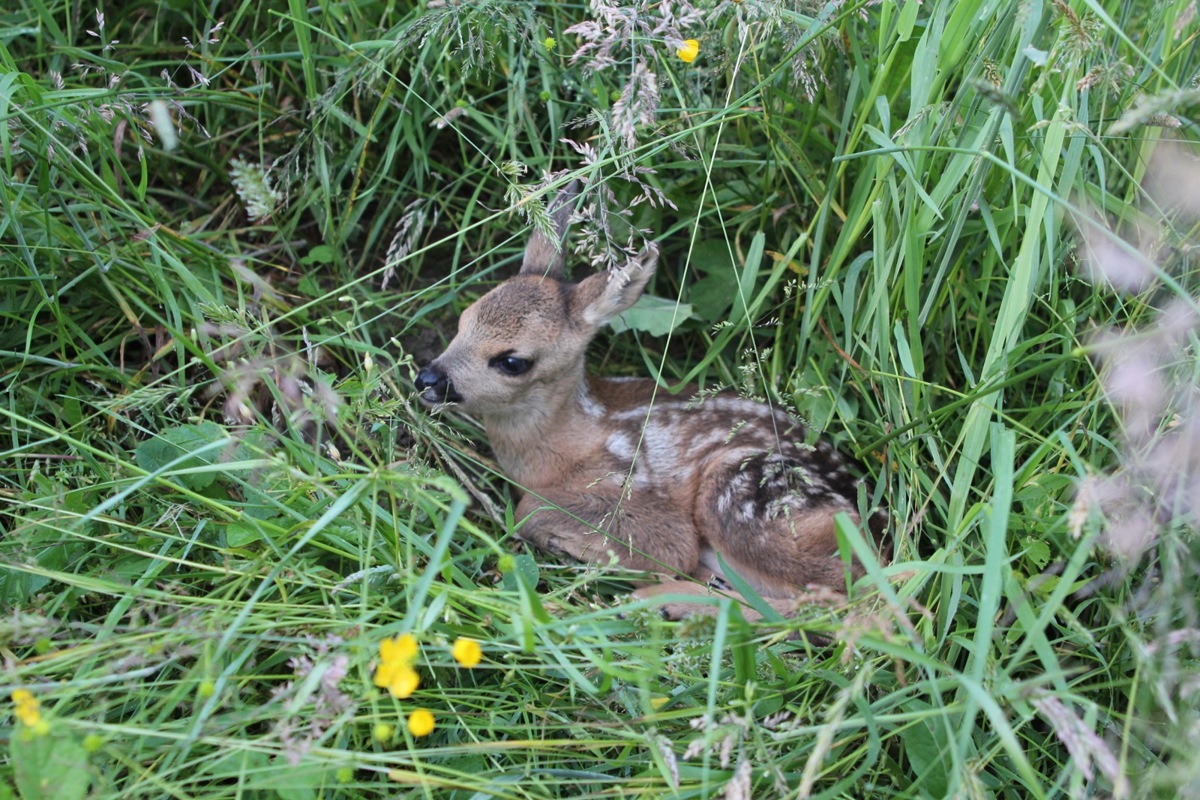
415,183 -> 658,419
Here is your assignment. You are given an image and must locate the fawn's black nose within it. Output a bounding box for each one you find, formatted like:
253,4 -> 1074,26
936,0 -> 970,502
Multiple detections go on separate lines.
414,365 -> 442,392
414,365 -> 462,404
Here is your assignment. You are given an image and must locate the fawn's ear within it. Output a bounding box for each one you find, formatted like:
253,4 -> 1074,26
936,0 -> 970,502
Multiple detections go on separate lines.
520,180 -> 580,280
575,243 -> 659,328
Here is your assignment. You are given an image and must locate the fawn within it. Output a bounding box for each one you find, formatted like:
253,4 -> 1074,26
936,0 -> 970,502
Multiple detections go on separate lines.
415,184 -> 886,618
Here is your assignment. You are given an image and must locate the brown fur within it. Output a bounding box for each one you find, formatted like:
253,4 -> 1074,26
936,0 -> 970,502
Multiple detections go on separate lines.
415,185 -> 886,618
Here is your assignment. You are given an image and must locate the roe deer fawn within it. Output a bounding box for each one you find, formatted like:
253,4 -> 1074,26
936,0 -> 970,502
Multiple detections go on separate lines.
415,183 -> 887,618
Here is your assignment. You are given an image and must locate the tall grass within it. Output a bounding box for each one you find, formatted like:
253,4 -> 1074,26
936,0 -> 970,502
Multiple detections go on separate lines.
2,0 -> 1198,797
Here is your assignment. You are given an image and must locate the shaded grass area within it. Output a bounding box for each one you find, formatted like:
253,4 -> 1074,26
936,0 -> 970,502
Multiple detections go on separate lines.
2,0 -> 1199,797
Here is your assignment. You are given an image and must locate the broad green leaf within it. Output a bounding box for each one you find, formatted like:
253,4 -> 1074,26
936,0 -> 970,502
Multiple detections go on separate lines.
11,731 -> 91,800
134,421 -> 228,491
610,294 -> 693,336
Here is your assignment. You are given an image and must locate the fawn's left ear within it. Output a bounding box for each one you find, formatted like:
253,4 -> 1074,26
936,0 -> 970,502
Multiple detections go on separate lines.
575,243 -> 659,328
520,180 -> 581,280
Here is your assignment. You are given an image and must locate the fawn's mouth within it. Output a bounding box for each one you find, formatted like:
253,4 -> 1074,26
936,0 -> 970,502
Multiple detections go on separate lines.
417,387 -> 462,407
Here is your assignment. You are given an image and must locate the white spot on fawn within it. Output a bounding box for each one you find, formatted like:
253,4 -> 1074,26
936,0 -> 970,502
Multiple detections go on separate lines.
606,431 -> 637,461
579,384 -> 606,418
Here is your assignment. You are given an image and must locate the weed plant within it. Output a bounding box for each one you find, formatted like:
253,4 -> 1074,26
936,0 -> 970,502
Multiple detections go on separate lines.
2,0 -> 1199,797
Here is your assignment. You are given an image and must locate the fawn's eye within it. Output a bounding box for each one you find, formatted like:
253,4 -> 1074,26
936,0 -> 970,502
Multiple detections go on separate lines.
489,354 -> 532,376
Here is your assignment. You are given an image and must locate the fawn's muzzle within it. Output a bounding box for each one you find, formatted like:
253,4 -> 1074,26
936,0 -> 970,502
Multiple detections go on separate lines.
415,365 -> 463,405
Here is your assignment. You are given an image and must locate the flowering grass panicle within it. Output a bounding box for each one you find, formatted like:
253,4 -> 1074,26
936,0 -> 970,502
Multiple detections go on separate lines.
1030,693 -> 1129,796
193,304 -> 342,434
9,6 -> 218,169
610,63 -> 661,150
229,158 -> 284,222
566,0 -> 704,148
380,198 -> 436,290
1073,140 -> 1200,561
566,0 -> 703,72
273,639 -> 355,766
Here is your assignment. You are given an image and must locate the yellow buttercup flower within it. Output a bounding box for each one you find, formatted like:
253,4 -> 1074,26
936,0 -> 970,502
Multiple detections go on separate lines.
394,664 -> 421,698
451,637 -> 482,668
380,633 -> 418,664
677,39 -> 699,63
407,708 -> 435,737
11,689 -> 41,728
374,634 -> 421,699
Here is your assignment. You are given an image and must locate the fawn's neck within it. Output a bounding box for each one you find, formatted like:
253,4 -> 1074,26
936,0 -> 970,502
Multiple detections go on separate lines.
482,373 -> 603,488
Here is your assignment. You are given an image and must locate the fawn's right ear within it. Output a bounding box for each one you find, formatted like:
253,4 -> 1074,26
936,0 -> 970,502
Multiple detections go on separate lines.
575,243 -> 659,329
520,180 -> 580,280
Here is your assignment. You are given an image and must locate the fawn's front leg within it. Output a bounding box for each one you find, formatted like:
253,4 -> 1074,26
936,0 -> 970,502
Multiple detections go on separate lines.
514,489 -> 701,577
630,579 -> 847,621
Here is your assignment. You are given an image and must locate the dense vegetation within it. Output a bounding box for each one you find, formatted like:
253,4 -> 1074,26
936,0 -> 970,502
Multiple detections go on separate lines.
2,0 -> 1199,797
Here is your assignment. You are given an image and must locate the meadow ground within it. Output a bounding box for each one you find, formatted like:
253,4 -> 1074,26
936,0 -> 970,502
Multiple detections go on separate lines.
2,0 -> 1200,797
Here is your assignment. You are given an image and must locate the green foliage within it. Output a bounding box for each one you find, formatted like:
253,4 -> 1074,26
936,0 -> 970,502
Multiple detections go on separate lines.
611,293 -> 696,335
2,0 -> 1199,797
134,421 -> 231,491
8,734 -> 90,800
9,729 -> 92,800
